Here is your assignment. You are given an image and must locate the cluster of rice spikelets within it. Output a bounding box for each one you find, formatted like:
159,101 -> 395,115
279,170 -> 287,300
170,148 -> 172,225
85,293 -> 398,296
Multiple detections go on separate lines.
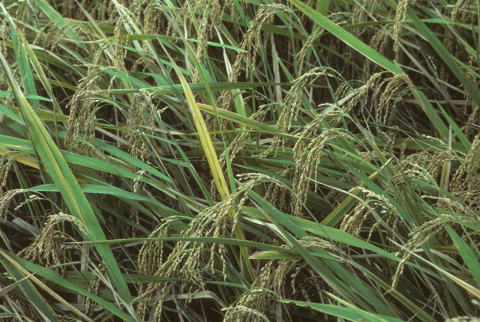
292,128 -> 352,217
64,71 -> 101,156
219,4 -> 291,119
0,155 -> 16,197
19,213 -> 85,274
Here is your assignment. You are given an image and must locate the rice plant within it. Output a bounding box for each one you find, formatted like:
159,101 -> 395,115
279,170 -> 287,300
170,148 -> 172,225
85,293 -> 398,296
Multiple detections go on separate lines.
0,0 -> 479,321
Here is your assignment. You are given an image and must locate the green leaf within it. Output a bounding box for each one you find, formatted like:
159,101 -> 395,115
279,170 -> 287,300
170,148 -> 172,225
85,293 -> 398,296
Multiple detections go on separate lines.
446,226 -> 480,289
281,299 -> 404,322
0,102 -> 24,124
29,184 -> 178,218
437,103 -> 471,151
289,0 -> 403,75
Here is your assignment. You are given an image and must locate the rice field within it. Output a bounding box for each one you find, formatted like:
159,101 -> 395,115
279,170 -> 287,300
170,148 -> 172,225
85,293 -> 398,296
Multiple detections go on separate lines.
0,0 -> 479,321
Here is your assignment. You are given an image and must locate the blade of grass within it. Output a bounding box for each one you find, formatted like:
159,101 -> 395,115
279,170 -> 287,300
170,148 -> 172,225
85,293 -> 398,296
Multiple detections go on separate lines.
446,226 -> 480,289
281,299 -> 404,322
289,0 -> 403,75
0,251 -> 58,321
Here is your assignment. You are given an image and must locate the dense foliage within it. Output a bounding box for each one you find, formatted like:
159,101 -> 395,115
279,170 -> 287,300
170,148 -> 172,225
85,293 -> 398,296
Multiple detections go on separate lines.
0,0 -> 479,321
